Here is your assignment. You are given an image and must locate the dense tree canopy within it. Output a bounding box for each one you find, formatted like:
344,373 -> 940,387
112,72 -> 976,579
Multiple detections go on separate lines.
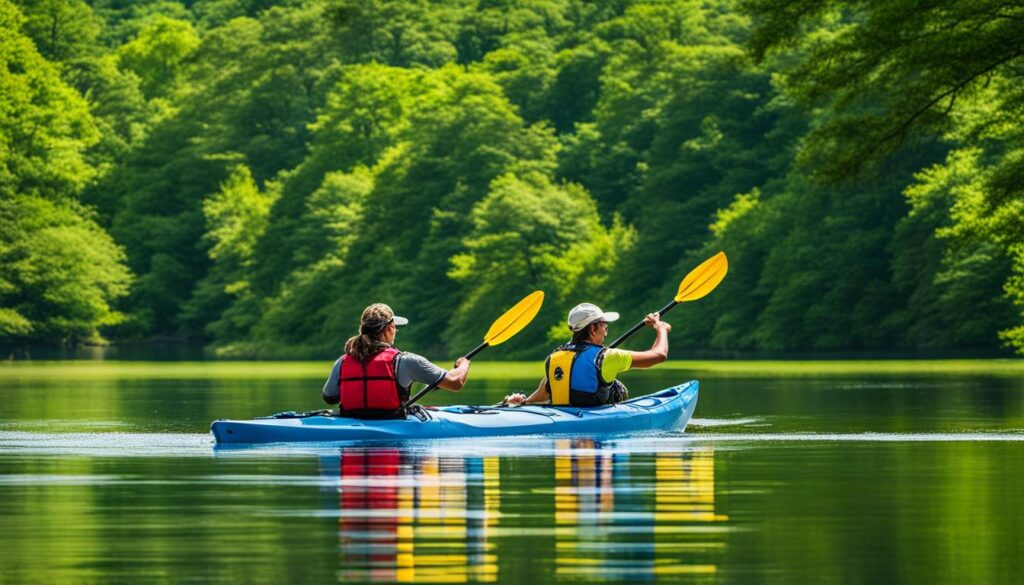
739,0 -> 1024,351
3,0 -> 1023,356
0,196 -> 131,341
1,0 -> 130,344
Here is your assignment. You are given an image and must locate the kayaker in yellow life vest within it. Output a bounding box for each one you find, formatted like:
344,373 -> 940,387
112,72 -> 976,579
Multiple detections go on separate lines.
504,303 -> 671,407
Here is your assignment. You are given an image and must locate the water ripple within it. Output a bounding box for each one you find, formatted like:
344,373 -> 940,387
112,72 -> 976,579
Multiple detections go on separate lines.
0,431 -> 212,456
2,429 -> 1023,459
676,431 -> 1024,443
689,417 -> 763,427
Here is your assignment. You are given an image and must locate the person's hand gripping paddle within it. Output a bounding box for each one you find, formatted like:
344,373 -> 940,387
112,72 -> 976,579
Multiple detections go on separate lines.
407,291 -> 545,407
608,251 -> 729,349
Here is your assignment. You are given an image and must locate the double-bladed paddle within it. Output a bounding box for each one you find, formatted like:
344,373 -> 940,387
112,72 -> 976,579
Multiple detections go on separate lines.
608,251 -> 729,349
407,290 -> 545,407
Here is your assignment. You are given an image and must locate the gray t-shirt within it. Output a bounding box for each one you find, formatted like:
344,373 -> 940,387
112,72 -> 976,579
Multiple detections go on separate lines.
322,349 -> 446,403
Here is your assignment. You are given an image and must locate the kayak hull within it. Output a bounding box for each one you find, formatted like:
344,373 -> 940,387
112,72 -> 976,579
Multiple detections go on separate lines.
211,380 -> 698,445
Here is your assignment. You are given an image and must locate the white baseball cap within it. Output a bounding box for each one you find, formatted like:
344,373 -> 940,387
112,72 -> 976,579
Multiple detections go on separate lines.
567,303 -> 620,332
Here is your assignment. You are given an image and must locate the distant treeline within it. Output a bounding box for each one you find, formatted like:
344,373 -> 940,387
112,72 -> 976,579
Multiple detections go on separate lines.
2,0 -> 1023,357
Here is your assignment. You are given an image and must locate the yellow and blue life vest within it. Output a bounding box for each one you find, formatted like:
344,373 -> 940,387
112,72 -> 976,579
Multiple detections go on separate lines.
545,342 -> 614,406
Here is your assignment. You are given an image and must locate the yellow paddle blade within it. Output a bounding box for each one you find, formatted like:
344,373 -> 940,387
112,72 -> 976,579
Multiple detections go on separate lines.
483,291 -> 545,346
675,252 -> 729,302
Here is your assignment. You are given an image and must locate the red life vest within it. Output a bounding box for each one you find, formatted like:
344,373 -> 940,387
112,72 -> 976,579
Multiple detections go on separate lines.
338,347 -> 407,417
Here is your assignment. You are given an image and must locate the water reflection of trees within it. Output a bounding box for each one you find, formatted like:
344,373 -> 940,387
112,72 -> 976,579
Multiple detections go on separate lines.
331,443 -> 722,583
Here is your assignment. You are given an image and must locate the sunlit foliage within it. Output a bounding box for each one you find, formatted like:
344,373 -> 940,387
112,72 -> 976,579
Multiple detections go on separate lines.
3,0 -> 1023,356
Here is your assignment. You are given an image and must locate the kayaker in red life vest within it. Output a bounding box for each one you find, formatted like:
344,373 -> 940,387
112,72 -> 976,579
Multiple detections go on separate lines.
504,303 -> 671,407
322,303 -> 471,418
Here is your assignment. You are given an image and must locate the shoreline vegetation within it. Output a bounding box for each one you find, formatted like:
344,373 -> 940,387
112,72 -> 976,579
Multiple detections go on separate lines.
3,0 -> 1024,358
3,359 -> 1024,380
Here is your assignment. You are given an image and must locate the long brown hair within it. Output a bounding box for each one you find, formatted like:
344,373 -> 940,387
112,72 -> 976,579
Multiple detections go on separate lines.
345,303 -> 395,362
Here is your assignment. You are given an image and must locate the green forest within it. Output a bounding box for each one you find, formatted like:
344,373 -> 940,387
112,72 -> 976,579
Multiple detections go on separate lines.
2,0 -> 1023,358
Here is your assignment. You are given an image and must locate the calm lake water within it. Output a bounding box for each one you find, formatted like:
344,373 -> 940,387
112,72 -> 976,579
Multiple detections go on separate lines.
1,360 -> 1022,584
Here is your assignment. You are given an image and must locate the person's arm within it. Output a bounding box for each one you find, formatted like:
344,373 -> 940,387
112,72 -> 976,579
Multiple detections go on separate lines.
436,357 -> 470,391
399,353 -> 471,393
525,377 -> 550,403
506,377 -> 549,405
626,313 -> 672,369
322,358 -> 342,404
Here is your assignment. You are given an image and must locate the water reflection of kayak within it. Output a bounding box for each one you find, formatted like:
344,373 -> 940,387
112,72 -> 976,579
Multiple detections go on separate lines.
211,381 -> 698,445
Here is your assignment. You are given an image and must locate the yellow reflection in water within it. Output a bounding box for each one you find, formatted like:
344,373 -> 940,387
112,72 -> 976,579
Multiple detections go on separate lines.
554,440 -> 722,580
336,449 -> 499,583
333,443 -> 721,582
656,448 -> 728,523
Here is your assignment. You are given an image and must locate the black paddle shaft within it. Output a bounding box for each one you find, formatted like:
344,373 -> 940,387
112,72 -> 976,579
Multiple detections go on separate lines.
608,299 -> 677,349
407,341 -> 489,406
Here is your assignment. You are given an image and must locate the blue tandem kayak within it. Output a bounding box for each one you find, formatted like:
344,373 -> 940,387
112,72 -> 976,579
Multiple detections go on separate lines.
210,380 -> 698,445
